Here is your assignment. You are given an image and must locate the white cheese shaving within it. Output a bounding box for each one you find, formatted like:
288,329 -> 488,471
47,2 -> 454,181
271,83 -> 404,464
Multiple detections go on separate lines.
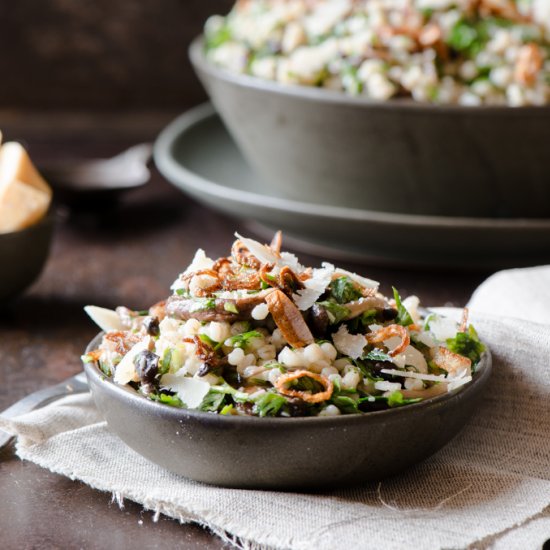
447,375 -> 473,391
84,305 -> 124,333
279,251 -> 305,273
114,337 -> 151,385
402,295 -> 420,324
235,232 -> 280,265
384,338 -> 428,373
380,368 -> 449,382
374,380 -> 402,392
333,268 -> 379,290
160,374 -> 211,409
171,249 -> 215,291
293,263 -> 334,310
332,325 -> 367,359
428,315 -> 460,342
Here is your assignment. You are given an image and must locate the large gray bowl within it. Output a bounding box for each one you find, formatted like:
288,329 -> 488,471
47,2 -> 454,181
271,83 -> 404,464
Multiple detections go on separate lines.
84,333 -> 491,489
0,213 -> 54,302
190,37 -> 550,218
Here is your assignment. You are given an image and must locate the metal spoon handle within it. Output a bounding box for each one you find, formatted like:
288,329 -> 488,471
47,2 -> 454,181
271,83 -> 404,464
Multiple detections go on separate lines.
0,372 -> 89,450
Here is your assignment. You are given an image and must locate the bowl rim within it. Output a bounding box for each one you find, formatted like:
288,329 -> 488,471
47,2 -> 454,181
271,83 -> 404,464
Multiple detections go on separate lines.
83,330 -> 492,427
190,35 -> 550,114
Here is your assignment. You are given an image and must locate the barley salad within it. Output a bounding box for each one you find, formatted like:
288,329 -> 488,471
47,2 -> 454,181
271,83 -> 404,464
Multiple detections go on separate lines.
204,0 -> 550,106
82,233 -> 486,418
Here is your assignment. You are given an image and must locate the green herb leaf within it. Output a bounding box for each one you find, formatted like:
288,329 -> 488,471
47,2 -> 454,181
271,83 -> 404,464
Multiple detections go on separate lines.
220,404 -> 234,415
316,301 -> 350,324
386,390 -> 422,408
228,330 -> 263,349
446,325 -> 486,368
223,301 -> 239,314
199,388 -> 227,412
81,354 -> 95,364
159,348 -> 172,375
254,392 -> 287,417
392,287 -> 414,326
329,276 -> 363,304
198,333 -> 222,350
150,393 -> 185,408
205,23 -> 232,50
330,395 -> 359,414
363,350 -> 393,363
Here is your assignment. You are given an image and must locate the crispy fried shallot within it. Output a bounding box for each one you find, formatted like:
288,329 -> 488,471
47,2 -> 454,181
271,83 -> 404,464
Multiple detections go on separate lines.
103,331 -> 141,355
149,300 -> 167,321
275,370 -> 334,403
431,346 -> 472,376
270,230 -> 283,255
232,239 -> 262,269
265,289 -> 314,348
515,43 -> 543,85
459,307 -> 469,333
367,324 -> 410,357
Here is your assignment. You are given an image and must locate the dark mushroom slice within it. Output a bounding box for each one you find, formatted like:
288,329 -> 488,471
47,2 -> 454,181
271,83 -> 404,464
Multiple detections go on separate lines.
166,289 -> 275,322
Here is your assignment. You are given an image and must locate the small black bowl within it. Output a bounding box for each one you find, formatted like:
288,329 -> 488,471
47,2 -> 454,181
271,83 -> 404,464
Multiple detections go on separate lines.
0,213 -> 54,303
83,333 -> 491,489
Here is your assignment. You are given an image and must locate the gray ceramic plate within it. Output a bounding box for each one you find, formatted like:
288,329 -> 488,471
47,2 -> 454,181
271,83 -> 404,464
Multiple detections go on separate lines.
154,103 -> 550,268
83,332 -> 491,489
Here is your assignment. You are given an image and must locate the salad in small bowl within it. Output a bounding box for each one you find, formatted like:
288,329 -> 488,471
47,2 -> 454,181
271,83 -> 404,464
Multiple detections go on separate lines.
82,232 -> 490,488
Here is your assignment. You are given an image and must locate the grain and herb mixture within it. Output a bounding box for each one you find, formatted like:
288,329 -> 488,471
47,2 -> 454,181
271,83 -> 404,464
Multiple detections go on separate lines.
204,0 -> 550,106
83,233 -> 486,417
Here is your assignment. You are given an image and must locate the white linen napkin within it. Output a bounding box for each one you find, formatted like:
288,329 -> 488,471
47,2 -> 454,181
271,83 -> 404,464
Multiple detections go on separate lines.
2,266 -> 550,550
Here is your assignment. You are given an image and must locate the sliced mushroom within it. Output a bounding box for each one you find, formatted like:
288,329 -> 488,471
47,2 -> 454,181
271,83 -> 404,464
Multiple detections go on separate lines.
166,289 -> 275,322
265,289 -> 314,348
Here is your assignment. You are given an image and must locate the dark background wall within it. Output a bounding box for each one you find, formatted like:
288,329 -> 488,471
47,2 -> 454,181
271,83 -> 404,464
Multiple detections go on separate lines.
0,0 -> 233,111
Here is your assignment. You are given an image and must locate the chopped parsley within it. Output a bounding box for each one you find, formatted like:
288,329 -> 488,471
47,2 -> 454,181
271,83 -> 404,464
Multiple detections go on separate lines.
254,392 -> 287,417
224,301 -> 239,314
329,276 -> 363,304
228,330 -> 263,349
446,325 -> 486,367
150,393 -> 185,408
392,287 -> 414,326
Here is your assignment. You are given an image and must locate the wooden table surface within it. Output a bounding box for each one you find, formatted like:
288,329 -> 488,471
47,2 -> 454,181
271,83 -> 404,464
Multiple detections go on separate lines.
0,113 -> 492,549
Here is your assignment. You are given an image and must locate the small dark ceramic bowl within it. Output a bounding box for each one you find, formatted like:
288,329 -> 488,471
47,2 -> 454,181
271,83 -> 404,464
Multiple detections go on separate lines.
84,333 -> 491,489
0,213 -> 54,302
190,37 -> 550,218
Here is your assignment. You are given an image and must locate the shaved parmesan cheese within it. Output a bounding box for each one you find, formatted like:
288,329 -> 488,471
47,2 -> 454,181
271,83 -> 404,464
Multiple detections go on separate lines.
114,337 -> 151,385
160,374 -> 211,409
293,263 -> 334,310
279,251 -> 305,273
402,295 -> 420,324
385,339 -> 428,373
185,248 -> 215,274
332,325 -> 367,359
171,249 -> 215,291
447,375 -> 472,391
235,232 -> 280,265
374,380 -> 402,392
380,368 -> 449,382
84,305 -> 124,332
428,315 -> 459,342
334,268 -> 379,290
